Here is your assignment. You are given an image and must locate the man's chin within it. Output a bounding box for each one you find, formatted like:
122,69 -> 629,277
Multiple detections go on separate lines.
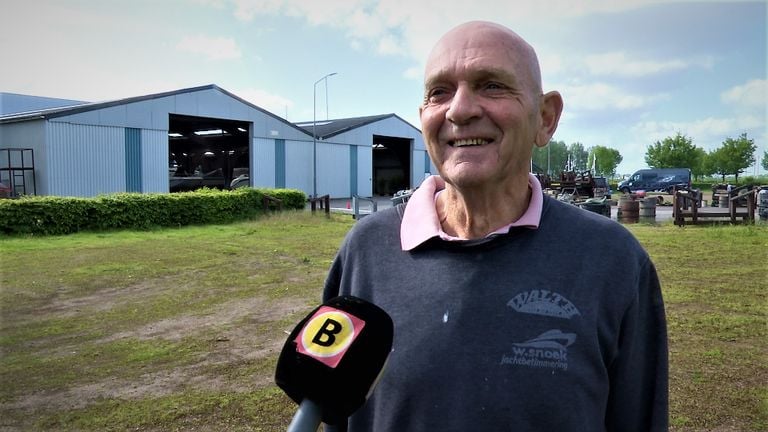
442,168 -> 527,192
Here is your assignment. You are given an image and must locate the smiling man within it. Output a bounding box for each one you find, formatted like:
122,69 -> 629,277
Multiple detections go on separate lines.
419,21 -> 562,239
323,21 -> 668,432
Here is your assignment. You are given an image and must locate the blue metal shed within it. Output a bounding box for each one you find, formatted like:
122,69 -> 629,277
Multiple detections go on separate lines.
0,85 -> 430,198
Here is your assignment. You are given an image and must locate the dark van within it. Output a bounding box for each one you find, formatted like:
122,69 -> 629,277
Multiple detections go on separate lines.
618,168 -> 691,194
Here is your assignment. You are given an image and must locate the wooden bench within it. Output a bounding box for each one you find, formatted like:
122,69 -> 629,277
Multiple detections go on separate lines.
674,186 -> 756,226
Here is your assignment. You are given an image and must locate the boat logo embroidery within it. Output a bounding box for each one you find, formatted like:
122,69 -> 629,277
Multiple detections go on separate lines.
500,329 -> 576,370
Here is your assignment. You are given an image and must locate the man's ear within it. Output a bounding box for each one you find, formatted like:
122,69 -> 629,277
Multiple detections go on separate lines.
535,91 -> 563,147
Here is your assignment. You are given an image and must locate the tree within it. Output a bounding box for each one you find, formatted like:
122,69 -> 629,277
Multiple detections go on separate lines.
588,146 -> 623,178
709,133 -> 757,183
762,149 -> 768,172
707,147 -> 729,182
645,132 -> 702,169
568,142 -> 589,172
691,147 -> 710,180
532,140 -> 568,175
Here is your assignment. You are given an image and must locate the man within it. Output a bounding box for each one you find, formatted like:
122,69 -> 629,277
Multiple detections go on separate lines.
323,21 -> 668,431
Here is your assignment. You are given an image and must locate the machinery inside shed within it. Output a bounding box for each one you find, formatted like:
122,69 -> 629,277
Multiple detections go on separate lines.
168,114 -> 250,192
372,134 -> 411,196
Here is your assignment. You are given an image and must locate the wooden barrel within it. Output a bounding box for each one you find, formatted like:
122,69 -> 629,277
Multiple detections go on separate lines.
639,197 -> 657,220
618,196 -> 639,223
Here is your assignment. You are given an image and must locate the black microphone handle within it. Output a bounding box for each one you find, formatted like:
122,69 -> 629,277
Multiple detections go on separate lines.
287,399 -> 322,432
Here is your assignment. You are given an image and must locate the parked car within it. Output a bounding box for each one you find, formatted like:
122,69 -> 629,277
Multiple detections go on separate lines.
618,168 -> 691,194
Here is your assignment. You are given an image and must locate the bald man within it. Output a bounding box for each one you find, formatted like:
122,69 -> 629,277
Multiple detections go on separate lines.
323,21 -> 668,431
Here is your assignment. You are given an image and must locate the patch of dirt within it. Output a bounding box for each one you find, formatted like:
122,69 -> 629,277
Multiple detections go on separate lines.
29,276 -> 186,319
3,292 -> 311,416
102,294 -> 305,343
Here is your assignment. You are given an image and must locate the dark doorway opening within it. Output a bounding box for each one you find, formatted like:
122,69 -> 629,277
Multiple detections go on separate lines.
372,135 -> 411,196
168,114 -> 250,192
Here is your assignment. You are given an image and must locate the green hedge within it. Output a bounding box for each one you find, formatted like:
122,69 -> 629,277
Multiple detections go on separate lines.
0,187 -> 306,236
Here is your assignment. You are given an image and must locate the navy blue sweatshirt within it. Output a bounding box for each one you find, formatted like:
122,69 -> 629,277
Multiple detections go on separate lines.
323,195 -> 668,431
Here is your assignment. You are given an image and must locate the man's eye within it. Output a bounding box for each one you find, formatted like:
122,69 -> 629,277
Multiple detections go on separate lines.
426,88 -> 449,103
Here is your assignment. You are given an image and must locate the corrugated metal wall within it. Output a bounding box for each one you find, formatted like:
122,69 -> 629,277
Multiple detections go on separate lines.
316,141 -> 350,197
47,122 -> 125,197
324,116 -> 430,192
141,129 -> 169,193
285,140 -> 313,193
251,137 -> 276,188
356,144 -> 373,197
125,128 -> 142,192
275,139 -> 286,188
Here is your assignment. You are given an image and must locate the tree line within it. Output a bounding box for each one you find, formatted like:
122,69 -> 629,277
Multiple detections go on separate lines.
532,132 -> 764,182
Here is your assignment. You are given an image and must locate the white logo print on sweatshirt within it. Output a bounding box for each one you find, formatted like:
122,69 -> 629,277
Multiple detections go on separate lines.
506,289 -> 580,318
502,290 -> 580,370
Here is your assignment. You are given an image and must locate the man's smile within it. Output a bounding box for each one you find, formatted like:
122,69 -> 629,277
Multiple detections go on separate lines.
449,138 -> 493,147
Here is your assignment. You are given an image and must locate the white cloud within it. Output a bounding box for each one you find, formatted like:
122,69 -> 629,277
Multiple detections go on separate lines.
215,0 -> 672,63
176,35 -> 243,61
721,79 -> 767,109
403,66 -> 422,80
584,52 -> 699,77
377,35 -> 403,55
560,82 -> 667,111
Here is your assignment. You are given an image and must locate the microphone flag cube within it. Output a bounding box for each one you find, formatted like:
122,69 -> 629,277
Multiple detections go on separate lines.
275,296 -> 393,425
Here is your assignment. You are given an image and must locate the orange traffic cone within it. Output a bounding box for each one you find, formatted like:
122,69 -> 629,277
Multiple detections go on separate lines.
346,200 -> 351,209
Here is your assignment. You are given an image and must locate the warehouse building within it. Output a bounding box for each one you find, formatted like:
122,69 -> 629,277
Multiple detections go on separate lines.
0,85 -> 432,198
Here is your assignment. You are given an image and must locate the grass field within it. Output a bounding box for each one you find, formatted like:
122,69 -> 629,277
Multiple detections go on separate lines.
1,212 -> 766,431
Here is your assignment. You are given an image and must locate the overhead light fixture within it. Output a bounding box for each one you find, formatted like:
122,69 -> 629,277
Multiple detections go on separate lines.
194,129 -> 225,136
204,151 -> 215,156
168,132 -> 183,137
237,127 -> 247,132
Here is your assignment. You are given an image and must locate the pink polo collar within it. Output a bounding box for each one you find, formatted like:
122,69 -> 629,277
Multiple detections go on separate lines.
400,174 -> 543,251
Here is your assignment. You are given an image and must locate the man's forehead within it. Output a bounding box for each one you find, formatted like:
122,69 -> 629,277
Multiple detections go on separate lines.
424,22 -> 541,89
425,41 -> 524,81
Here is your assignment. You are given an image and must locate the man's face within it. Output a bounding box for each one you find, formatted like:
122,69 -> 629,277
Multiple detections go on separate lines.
420,25 -> 542,190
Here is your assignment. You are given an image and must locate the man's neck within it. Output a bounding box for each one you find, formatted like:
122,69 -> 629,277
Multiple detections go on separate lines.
436,180 -> 532,239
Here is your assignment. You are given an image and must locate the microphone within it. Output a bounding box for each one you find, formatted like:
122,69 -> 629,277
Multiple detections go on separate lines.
275,295 -> 394,431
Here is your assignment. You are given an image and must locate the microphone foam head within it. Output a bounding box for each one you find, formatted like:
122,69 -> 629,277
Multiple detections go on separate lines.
275,295 -> 394,425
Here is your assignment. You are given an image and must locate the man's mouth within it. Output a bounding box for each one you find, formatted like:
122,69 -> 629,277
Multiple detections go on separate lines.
450,138 -> 491,147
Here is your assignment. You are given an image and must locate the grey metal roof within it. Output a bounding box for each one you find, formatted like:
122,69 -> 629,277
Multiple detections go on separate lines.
0,84 -> 312,137
294,113 -> 421,139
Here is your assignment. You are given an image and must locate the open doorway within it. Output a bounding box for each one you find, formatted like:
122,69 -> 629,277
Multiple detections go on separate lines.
168,114 -> 250,192
372,135 -> 411,196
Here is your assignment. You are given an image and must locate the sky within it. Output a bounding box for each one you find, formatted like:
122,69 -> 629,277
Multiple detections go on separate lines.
1,0 -> 766,175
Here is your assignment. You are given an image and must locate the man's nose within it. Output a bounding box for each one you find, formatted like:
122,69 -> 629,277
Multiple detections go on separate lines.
446,85 -> 482,125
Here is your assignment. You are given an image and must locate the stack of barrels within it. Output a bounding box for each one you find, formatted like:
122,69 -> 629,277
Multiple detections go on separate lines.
617,194 -> 657,224
639,196 -> 657,222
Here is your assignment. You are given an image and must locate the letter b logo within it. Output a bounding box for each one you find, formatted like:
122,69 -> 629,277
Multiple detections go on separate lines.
312,318 -> 343,346
296,306 -> 366,368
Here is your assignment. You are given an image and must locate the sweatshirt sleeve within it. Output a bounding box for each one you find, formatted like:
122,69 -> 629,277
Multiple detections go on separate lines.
322,252 -> 343,302
605,259 -> 669,431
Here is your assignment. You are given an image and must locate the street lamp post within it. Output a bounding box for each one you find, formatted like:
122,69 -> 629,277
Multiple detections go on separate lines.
313,72 -> 337,198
